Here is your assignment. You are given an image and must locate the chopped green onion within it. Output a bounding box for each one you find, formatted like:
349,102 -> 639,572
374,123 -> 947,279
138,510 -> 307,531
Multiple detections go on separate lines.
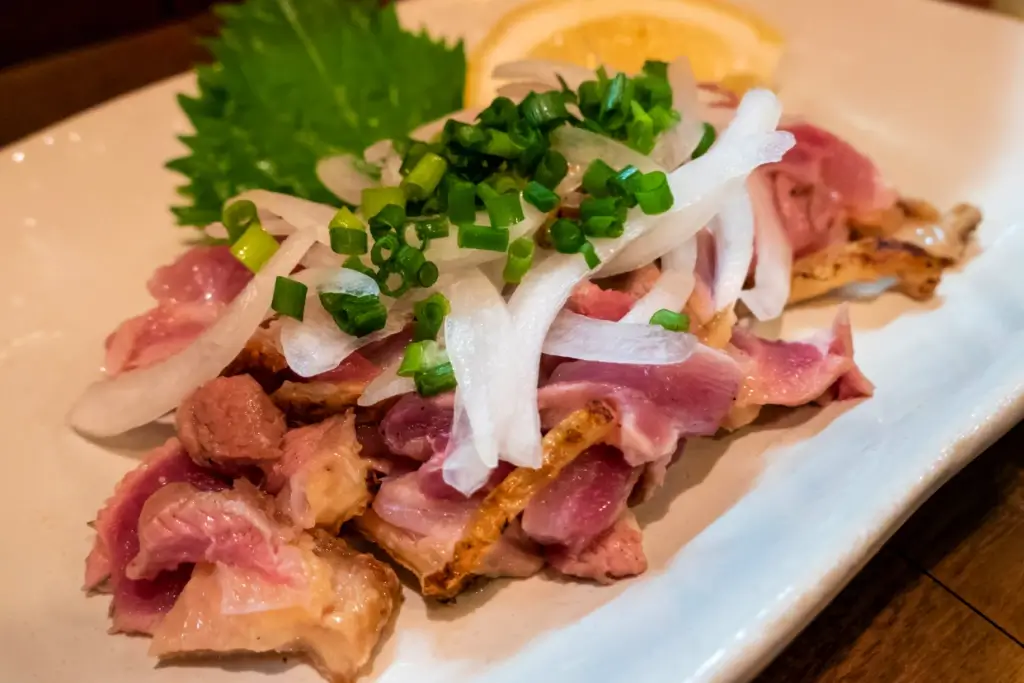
637,76 -> 672,111
400,140 -> 432,175
271,277 -> 307,321
222,199 -> 260,244
582,159 -> 616,197
329,227 -> 368,256
476,182 -> 500,203
523,181 -> 560,212
371,232 -> 400,266
582,215 -> 624,239
600,73 -> 629,123
649,105 -> 680,135
627,101 -> 655,154
343,255 -> 375,277
413,293 -> 450,342
488,172 -> 523,196
415,362 -> 457,397
650,308 -> 690,332
483,192 -> 525,228
368,203 -> 406,241
458,224 -> 510,252
447,180 -> 477,224
447,120 -> 487,149
580,196 -> 626,222
230,224 -> 279,273
414,216 -> 451,241
477,96 -> 519,130
329,207 -> 364,231
376,265 -> 411,298
361,186 -> 406,219
549,218 -> 585,254
397,340 -> 448,377
394,244 -> 426,279
577,80 -> 602,120
319,292 -> 388,337
533,149 -> 568,190
692,122 -> 717,159
634,171 -> 674,215
642,59 -> 669,80
481,129 -> 523,158
580,240 -> 601,269
520,91 -> 571,129
402,152 -> 448,201
608,165 -> 642,206
416,261 -> 440,287
503,236 -> 535,284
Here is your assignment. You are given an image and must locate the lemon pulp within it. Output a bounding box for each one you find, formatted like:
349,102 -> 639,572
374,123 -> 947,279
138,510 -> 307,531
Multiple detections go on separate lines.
528,14 -> 735,82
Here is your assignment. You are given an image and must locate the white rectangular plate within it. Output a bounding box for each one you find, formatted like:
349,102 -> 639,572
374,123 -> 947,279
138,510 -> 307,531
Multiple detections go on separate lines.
2,0 -> 1024,681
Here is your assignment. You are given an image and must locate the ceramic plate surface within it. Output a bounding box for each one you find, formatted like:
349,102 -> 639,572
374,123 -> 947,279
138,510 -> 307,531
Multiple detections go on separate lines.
3,0 -> 1024,681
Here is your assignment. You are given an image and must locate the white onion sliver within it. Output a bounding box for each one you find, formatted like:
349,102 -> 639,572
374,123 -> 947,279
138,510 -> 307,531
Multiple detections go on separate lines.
358,355 -> 414,407
316,154 -> 379,206
650,57 -> 705,169
711,183 -> 756,311
442,269 -> 515,493
503,89 -> 794,466
234,190 -> 337,245
492,59 -> 595,91
740,170 -> 792,320
552,126 -> 664,176
70,229 -> 317,437
620,237 -> 697,323
279,267 -> 394,378
544,310 -> 697,365
426,200 -> 546,271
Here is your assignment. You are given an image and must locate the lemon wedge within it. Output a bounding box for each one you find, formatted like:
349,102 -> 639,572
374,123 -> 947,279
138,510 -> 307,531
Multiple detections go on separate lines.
467,0 -> 783,105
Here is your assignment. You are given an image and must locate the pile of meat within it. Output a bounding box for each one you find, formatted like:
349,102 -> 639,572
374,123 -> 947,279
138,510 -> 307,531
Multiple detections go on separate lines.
84,119 -> 978,681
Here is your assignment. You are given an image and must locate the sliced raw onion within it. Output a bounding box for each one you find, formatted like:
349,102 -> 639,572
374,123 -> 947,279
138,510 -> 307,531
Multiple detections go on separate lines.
357,352 -> 414,407
552,126 -> 663,175
711,183 -> 756,311
599,89 -> 792,277
234,190 -> 337,244
70,229 -> 318,437
442,268 -> 516,493
316,154 -> 379,205
651,57 -> 706,170
740,169 -> 792,320
543,310 -> 697,364
620,237 -> 697,323
426,199 -> 547,271
278,267 -> 399,378
503,89 -> 794,466
492,59 -> 596,91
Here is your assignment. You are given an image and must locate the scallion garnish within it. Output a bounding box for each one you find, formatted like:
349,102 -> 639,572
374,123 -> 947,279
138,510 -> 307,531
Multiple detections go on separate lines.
520,91 -> 571,129
627,101 -> 655,154
402,152 -> 448,200
319,291 -> 388,337
582,159 -> 616,197
229,223 -> 279,273
650,308 -> 690,332
361,186 -> 406,220
483,191 -> 525,228
458,224 -> 510,252
397,340 -> 448,377
549,218 -> 585,254
271,276 -> 307,321
447,180 -> 477,224
370,232 -> 400,266
343,255 -> 375,277
222,199 -> 260,244
368,203 -> 406,240
394,244 -> 427,279
412,292 -> 451,342
329,227 -> 368,255
582,215 -> 624,239
503,236 -> 535,284
477,96 -> 519,130
414,361 -> 457,397
580,240 -> 601,269
522,180 -> 560,212
377,265 -> 412,298
634,171 -> 674,215
413,216 -> 451,241
533,149 -> 568,190
416,261 -> 440,287
580,196 -> 625,222
692,122 -> 717,160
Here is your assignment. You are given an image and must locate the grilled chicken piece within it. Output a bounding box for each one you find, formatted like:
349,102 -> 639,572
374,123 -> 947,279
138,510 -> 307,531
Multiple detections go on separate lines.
151,530 -> 400,683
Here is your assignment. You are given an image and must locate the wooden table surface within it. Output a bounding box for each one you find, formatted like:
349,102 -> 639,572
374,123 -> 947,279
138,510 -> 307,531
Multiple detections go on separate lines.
3,6 -> 1022,682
